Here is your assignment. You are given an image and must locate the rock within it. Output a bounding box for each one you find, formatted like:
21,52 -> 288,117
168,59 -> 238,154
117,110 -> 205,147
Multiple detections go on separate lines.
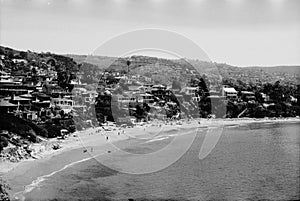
52,143 -> 61,150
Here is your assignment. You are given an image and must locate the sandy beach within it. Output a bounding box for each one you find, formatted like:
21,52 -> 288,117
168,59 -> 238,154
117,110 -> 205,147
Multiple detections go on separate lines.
1,117 -> 300,200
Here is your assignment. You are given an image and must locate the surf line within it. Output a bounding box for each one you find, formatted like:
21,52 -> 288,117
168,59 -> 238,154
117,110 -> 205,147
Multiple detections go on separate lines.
14,152 -> 104,200
142,129 -> 200,144
143,136 -> 170,143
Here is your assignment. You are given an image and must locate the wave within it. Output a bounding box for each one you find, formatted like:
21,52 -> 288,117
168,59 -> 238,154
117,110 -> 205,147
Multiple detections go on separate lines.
13,152 -> 104,201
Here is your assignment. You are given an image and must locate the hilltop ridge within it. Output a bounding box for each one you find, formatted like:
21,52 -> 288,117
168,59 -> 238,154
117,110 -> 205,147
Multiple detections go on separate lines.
66,54 -> 300,85
1,46 -> 299,85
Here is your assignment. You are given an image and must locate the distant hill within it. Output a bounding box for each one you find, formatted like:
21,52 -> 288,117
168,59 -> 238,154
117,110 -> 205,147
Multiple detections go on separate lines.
66,54 -> 300,84
67,54 -> 221,74
66,54 -> 300,75
246,66 -> 300,75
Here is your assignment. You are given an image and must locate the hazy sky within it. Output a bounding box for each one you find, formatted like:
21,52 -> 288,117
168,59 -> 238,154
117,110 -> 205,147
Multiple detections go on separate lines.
1,0 -> 300,66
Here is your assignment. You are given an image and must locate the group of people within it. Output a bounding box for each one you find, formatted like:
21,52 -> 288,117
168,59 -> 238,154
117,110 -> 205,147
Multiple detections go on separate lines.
90,126 -> 127,141
82,126 -> 126,153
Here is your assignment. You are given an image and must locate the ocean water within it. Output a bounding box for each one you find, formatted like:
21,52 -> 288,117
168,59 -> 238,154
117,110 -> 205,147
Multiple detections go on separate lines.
18,122 -> 300,201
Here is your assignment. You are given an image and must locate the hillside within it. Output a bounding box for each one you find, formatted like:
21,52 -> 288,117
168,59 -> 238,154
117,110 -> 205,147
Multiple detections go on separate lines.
246,66 -> 300,75
67,54 -> 300,85
67,54 -> 300,73
1,46 -> 299,85
67,54 -> 217,72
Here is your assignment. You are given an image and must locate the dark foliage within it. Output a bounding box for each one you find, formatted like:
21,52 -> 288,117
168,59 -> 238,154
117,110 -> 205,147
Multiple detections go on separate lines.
0,114 -> 40,143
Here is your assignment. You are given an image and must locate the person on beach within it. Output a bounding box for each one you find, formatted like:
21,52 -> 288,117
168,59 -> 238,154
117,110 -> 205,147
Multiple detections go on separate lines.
106,136 -> 108,140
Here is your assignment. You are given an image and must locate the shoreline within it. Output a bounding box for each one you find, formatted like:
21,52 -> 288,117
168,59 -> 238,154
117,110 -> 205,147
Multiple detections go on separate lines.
1,116 -> 299,174
0,126 -> 128,175
1,117 -> 300,199
1,116 -> 299,175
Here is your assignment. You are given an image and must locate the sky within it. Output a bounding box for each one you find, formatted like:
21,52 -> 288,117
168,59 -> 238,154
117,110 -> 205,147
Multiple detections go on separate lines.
0,0 -> 300,66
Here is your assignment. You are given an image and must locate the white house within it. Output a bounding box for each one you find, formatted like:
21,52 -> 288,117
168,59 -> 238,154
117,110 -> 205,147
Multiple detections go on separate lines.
12,58 -> 28,64
82,91 -> 98,104
51,98 -> 74,113
222,87 -> 237,99
136,93 -> 155,103
181,86 -> 200,101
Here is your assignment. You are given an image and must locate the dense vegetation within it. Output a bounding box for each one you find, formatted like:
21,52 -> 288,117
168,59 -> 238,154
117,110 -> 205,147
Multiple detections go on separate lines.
0,114 -> 42,147
0,114 -> 76,153
201,79 -> 300,118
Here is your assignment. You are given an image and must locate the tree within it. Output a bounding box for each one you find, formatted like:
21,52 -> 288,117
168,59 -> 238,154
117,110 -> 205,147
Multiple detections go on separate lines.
32,67 -> 37,75
135,104 -> 145,121
7,50 -> 14,59
0,136 -> 8,153
106,75 -> 118,85
198,77 -> 209,94
126,60 -> 131,74
19,51 -> 28,59
255,91 -> 264,103
226,100 -> 239,118
222,79 -> 234,87
143,102 -> 150,113
190,78 -> 199,87
0,47 -> 4,55
236,79 -> 247,91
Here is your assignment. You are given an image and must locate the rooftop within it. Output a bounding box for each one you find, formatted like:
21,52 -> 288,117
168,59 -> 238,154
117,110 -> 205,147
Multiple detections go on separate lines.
223,87 -> 237,93
4,96 -> 32,101
0,99 -> 17,107
241,91 -> 255,95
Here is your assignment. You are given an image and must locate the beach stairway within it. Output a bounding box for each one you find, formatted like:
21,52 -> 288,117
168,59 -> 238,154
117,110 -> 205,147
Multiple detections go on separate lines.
238,108 -> 248,118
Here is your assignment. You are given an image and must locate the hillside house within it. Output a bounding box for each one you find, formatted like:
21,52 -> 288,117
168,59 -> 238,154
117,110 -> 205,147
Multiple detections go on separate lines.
222,87 -> 237,99
82,91 -> 98,104
260,93 -> 270,102
0,99 -> 17,113
51,98 -> 74,113
182,86 -> 200,101
6,95 -> 32,110
136,93 -> 155,103
31,93 -> 51,109
12,58 -> 28,64
240,91 -> 256,102
113,94 -> 135,107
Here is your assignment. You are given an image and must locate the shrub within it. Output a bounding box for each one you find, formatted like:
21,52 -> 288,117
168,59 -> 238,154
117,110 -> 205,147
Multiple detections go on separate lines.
0,177 -> 10,201
0,136 -> 9,152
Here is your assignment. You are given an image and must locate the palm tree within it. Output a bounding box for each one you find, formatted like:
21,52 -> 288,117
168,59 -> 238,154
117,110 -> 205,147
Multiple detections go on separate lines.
126,60 -> 131,74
